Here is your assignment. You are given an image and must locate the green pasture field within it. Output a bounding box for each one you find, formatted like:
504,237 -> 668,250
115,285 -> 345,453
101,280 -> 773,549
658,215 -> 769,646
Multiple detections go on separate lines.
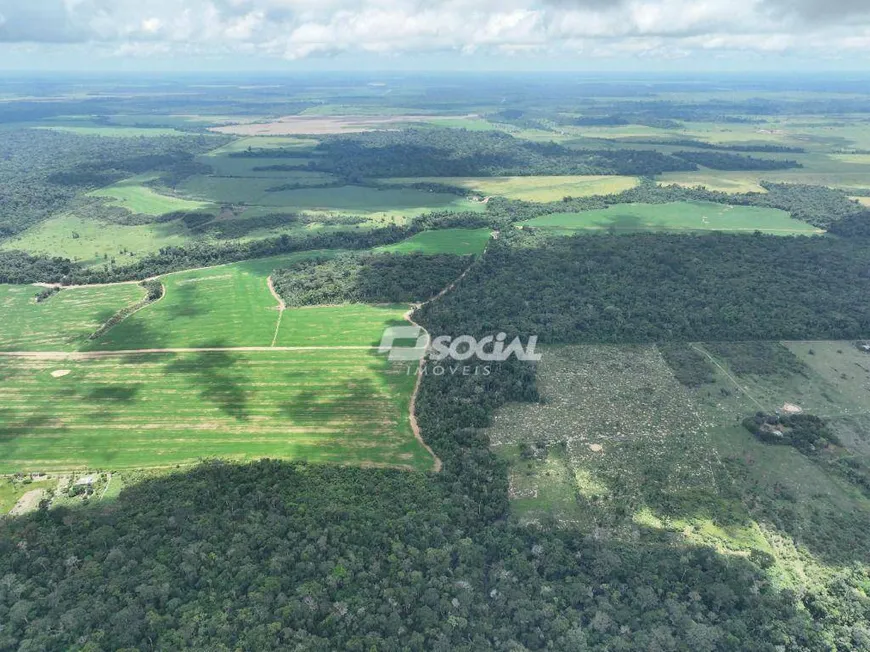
375,228 -> 492,255
34,125 -> 187,137
0,283 -> 144,352
0,349 -> 433,473
0,213 -> 196,267
86,251 -> 338,350
90,175 -> 214,216
854,197 -> 870,207
176,175 -> 483,217
206,136 -> 320,156
518,201 -> 820,234
272,304 -> 409,348
381,175 -> 640,201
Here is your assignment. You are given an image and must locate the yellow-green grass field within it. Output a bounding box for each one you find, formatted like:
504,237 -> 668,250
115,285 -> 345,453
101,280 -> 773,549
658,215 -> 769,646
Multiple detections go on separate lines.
175,175 -> 484,218
519,201 -> 820,235
375,228 -> 492,255
853,197 -> 870,207
659,168 -> 870,194
90,175 -> 214,216
0,213 -> 196,266
0,283 -> 144,352
381,175 -> 640,201
0,349 -> 434,473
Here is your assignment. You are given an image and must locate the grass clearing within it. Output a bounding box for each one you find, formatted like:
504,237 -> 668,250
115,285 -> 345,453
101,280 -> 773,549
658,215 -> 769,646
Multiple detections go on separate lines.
519,201 -> 820,234
0,350 -> 433,473
206,136 -> 320,155
90,175 -> 213,216
0,213 -> 196,266
381,175 -> 640,201
0,284 -> 144,352
375,228 -> 491,255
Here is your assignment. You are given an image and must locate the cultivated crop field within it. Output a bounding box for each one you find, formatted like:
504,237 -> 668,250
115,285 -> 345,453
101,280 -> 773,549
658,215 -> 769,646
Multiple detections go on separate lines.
0,350 -> 433,473
90,175 -> 214,216
382,175 -> 640,201
0,283 -> 144,352
519,201 -> 820,234
87,251 -> 346,350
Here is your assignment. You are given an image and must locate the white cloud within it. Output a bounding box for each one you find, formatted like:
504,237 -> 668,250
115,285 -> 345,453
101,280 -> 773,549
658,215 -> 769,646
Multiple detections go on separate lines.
0,0 -> 868,63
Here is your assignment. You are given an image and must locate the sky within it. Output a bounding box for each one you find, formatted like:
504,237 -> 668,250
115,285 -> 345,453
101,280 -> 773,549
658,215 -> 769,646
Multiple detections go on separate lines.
1,0 -> 869,71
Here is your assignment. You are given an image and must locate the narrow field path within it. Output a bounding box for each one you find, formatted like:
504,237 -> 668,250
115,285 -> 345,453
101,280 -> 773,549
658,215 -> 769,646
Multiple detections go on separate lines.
402,236 -> 494,474
267,275 -> 286,347
0,346 -> 382,359
689,343 -> 767,411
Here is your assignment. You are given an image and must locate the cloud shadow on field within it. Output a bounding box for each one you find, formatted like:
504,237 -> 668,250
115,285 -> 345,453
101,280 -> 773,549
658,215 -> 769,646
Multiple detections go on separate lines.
279,377 -> 383,428
164,345 -> 250,421
84,384 -> 143,402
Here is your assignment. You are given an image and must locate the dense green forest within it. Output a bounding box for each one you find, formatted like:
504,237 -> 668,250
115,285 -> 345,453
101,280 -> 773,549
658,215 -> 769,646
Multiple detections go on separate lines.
672,151 -> 802,170
0,129 -> 226,237
298,129 -> 699,177
273,253 -> 472,306
419,231 -> 870,343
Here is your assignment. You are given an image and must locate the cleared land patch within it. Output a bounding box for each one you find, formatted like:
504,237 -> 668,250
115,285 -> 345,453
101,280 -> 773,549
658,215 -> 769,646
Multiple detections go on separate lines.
0,350 -> 433,473
487,342 -> 870,575
90,175 -> 213,216
519,201 -> 820,234
0,284 -> 145,352
0,213 -> 195,266
381,175 -> 640,201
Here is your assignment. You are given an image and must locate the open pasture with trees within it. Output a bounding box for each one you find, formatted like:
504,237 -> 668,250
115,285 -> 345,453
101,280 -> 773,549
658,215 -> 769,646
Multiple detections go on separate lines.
0,283 -> 145,351
0,212 -> 197,267
0,349 -> 432,473
518,200 -> 817,234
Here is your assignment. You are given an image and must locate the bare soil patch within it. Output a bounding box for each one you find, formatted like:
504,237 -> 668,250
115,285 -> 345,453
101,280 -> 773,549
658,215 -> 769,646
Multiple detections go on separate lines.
210,114 -> 472,136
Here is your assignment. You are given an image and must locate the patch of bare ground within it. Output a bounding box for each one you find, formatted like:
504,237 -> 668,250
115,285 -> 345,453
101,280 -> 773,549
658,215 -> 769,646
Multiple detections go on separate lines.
209,114 -> 477,136
9,489 -> 46,516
